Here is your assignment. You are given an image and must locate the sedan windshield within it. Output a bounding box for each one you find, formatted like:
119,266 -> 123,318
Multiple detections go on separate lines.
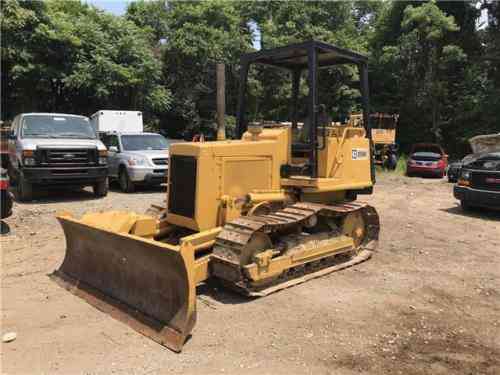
22,115 -> 96,139
121,134 -> 169,151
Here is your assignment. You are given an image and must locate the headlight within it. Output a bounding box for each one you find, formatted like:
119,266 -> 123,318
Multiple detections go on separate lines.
461,170 -> 471,180
99,157 -> 107,165
127,156 -> 148,166
24,157 -> 36,166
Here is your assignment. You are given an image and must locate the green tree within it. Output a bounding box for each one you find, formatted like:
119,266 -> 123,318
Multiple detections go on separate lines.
371,1 -> 470,151
400,1 -> 465,140
125,0 -> 169,44
1,0 -> 46,118
160,0 -> 252,138
1,0 -> 170,124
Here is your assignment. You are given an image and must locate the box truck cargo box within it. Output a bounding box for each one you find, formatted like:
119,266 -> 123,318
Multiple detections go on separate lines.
90,110 -> 143,133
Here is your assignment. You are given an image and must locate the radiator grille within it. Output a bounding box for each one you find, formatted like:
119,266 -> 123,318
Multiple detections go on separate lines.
152,158 -> 168,165
168,155 -> 197,218
471,171 -> 500,192
40,148 -> 97,166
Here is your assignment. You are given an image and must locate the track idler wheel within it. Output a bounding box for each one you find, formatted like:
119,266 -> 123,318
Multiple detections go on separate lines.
341,210 -> 366,249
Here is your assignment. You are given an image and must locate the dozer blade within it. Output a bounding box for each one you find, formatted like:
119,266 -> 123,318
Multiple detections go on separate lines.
51,213 -> 197,352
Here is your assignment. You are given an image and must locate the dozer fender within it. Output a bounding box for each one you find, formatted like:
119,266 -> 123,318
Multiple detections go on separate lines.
52,211 -> 204,352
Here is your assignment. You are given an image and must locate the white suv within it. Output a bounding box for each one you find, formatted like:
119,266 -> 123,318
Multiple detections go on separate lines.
101,132 -> 179,193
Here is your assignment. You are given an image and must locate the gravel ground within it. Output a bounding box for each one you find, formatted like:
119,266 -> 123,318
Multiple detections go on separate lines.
1,175 -> 499,375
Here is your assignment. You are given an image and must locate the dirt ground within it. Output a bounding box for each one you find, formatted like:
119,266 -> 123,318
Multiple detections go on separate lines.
1,175 -> 499,375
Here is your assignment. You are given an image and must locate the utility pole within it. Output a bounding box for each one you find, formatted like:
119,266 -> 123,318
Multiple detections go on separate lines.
216,63 -> 226,141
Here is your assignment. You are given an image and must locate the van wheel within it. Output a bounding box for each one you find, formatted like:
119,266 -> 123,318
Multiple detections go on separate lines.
119,168 -> 135,193
17,175 -> 33,202
93,178 -> 108,197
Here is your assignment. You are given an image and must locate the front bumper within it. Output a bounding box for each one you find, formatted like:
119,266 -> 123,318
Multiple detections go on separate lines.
128,167 -> 167,184
407,165 -> 444,176
1,190 -> 13,219
454,185 -> 500,208
22,166 -> 108,185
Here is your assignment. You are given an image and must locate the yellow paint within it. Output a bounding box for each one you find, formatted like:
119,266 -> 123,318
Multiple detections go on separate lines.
166,124 -> 372,230
243,235 -> 354,283
372,128 -> 396,145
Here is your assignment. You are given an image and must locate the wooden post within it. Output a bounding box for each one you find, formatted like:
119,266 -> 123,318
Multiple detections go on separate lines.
216,63 -> 226,141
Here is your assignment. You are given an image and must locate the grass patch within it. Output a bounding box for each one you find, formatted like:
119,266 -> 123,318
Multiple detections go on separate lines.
375,154 -> 408,176
395,154 -> 408,175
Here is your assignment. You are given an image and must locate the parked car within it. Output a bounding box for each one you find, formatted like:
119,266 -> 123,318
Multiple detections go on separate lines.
454,154 -> 500,210
454,133 -> 500,210
406,143 -> 448,178
1,168 -> 13,219
7,113 -> 108,201
101,132 -> 179,193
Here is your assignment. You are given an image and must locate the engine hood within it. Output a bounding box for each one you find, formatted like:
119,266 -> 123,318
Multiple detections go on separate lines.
20,138 -> 106,151
124,150 -> 169,159
468,133 -> 500,154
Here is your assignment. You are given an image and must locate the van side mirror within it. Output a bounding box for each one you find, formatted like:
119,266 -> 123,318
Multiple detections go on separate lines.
108,146 -> 119,153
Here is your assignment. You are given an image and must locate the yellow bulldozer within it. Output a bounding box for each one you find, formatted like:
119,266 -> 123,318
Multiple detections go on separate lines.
52,41 -> 380,352
349,112 -> 399,169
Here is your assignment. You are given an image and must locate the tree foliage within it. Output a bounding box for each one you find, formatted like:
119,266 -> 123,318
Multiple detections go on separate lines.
1,0 -> 169,123
158,0 -> 251,137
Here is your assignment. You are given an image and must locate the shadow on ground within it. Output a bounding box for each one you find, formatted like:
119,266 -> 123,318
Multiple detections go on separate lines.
108,182 -> 166,195
441,205 -> 500,221
196,280 -> 254,305
11,186 -> 100,205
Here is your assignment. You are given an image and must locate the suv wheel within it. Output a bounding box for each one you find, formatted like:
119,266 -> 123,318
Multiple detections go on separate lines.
93,178 -> 108,197
17,175 -> 33,202
119,168 -> 135,193
460,200 -> 471,211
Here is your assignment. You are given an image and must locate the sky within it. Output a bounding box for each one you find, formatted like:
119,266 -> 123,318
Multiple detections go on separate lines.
85,0 -> 128,15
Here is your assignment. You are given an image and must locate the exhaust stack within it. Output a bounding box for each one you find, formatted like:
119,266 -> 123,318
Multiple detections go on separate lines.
216,63 -> 226,141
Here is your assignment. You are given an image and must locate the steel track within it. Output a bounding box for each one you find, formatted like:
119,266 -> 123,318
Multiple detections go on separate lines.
212,201 -> 380,296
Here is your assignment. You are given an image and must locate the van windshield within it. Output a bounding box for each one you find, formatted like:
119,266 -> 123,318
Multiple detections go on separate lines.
121,134 -> 169,151
22,115 -> 96,139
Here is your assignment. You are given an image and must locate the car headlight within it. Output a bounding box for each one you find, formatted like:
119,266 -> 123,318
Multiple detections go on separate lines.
99,157 -> 107,165
127,156 -> 148,166
461,170 -> 471,180
24,157 -> 36,166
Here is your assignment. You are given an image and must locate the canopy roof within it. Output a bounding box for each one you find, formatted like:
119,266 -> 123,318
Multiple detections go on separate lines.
241,40 -> 368,70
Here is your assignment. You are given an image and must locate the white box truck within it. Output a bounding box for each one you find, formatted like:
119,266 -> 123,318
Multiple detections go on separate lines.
90,110 -> 143,133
